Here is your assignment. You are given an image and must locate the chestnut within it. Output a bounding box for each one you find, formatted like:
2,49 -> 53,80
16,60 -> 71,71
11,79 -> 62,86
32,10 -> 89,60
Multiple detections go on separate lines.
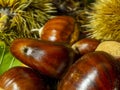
39,16 -> 79,45
72,38 -> 100,55
0,66 -> 49,90
57,51 -> 120,90
10,38 -> 75,79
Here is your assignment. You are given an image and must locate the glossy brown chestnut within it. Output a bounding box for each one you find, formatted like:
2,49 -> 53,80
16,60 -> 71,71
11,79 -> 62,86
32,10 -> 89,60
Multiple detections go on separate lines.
39,16 -> 79,45
57,51 -> 119,90
0,66 -> 49,90
10,38 -> 74,78
72,38 -> 100,55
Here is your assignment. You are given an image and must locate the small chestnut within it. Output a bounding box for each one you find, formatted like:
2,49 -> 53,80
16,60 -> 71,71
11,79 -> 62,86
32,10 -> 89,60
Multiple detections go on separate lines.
57,51 -> 120,90
0,66 -> 49,90
72,38 -> 100,55
10,38 -> 75,79
39,16 -> 79,45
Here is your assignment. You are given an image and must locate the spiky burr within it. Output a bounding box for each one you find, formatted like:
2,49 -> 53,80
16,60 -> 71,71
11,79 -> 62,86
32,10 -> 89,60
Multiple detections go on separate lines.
0,0 -> 56,45
85,0 -> 120,41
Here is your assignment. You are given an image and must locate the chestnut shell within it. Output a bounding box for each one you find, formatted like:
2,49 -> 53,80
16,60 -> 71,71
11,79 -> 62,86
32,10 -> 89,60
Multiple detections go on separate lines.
58,51 -> 119,90
72,38 -> 100,55
10,38 -> 74,78
40,16 -> 79,44
0,66 -> 49,90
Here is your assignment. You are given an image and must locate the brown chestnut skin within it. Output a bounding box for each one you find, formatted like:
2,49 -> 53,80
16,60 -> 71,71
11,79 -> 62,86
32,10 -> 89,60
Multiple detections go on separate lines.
57,51 -> 119,90
72,38 -> 100,55
0,66 -> 49,90
10,38 -> 74,79
40,16 -> 79,45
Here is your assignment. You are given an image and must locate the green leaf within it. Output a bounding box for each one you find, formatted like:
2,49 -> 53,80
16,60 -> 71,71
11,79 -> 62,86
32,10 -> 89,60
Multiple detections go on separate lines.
0,41 -> 23,75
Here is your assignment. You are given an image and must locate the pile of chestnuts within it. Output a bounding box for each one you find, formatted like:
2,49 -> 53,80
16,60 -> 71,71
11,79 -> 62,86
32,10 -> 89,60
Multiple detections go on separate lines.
0,16 -> 120,90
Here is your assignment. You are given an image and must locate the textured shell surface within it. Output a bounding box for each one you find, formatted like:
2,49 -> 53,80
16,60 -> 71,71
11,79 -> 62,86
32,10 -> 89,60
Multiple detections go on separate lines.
85,0 -> 120,41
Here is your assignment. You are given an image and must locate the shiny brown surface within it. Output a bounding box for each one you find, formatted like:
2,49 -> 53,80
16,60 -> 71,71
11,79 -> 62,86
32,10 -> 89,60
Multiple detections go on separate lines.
10,38 -> 74,78
72,38 -> 100,55
40,16 -> 79,44
58,51 -> 119,90
0,66 -> 49,90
